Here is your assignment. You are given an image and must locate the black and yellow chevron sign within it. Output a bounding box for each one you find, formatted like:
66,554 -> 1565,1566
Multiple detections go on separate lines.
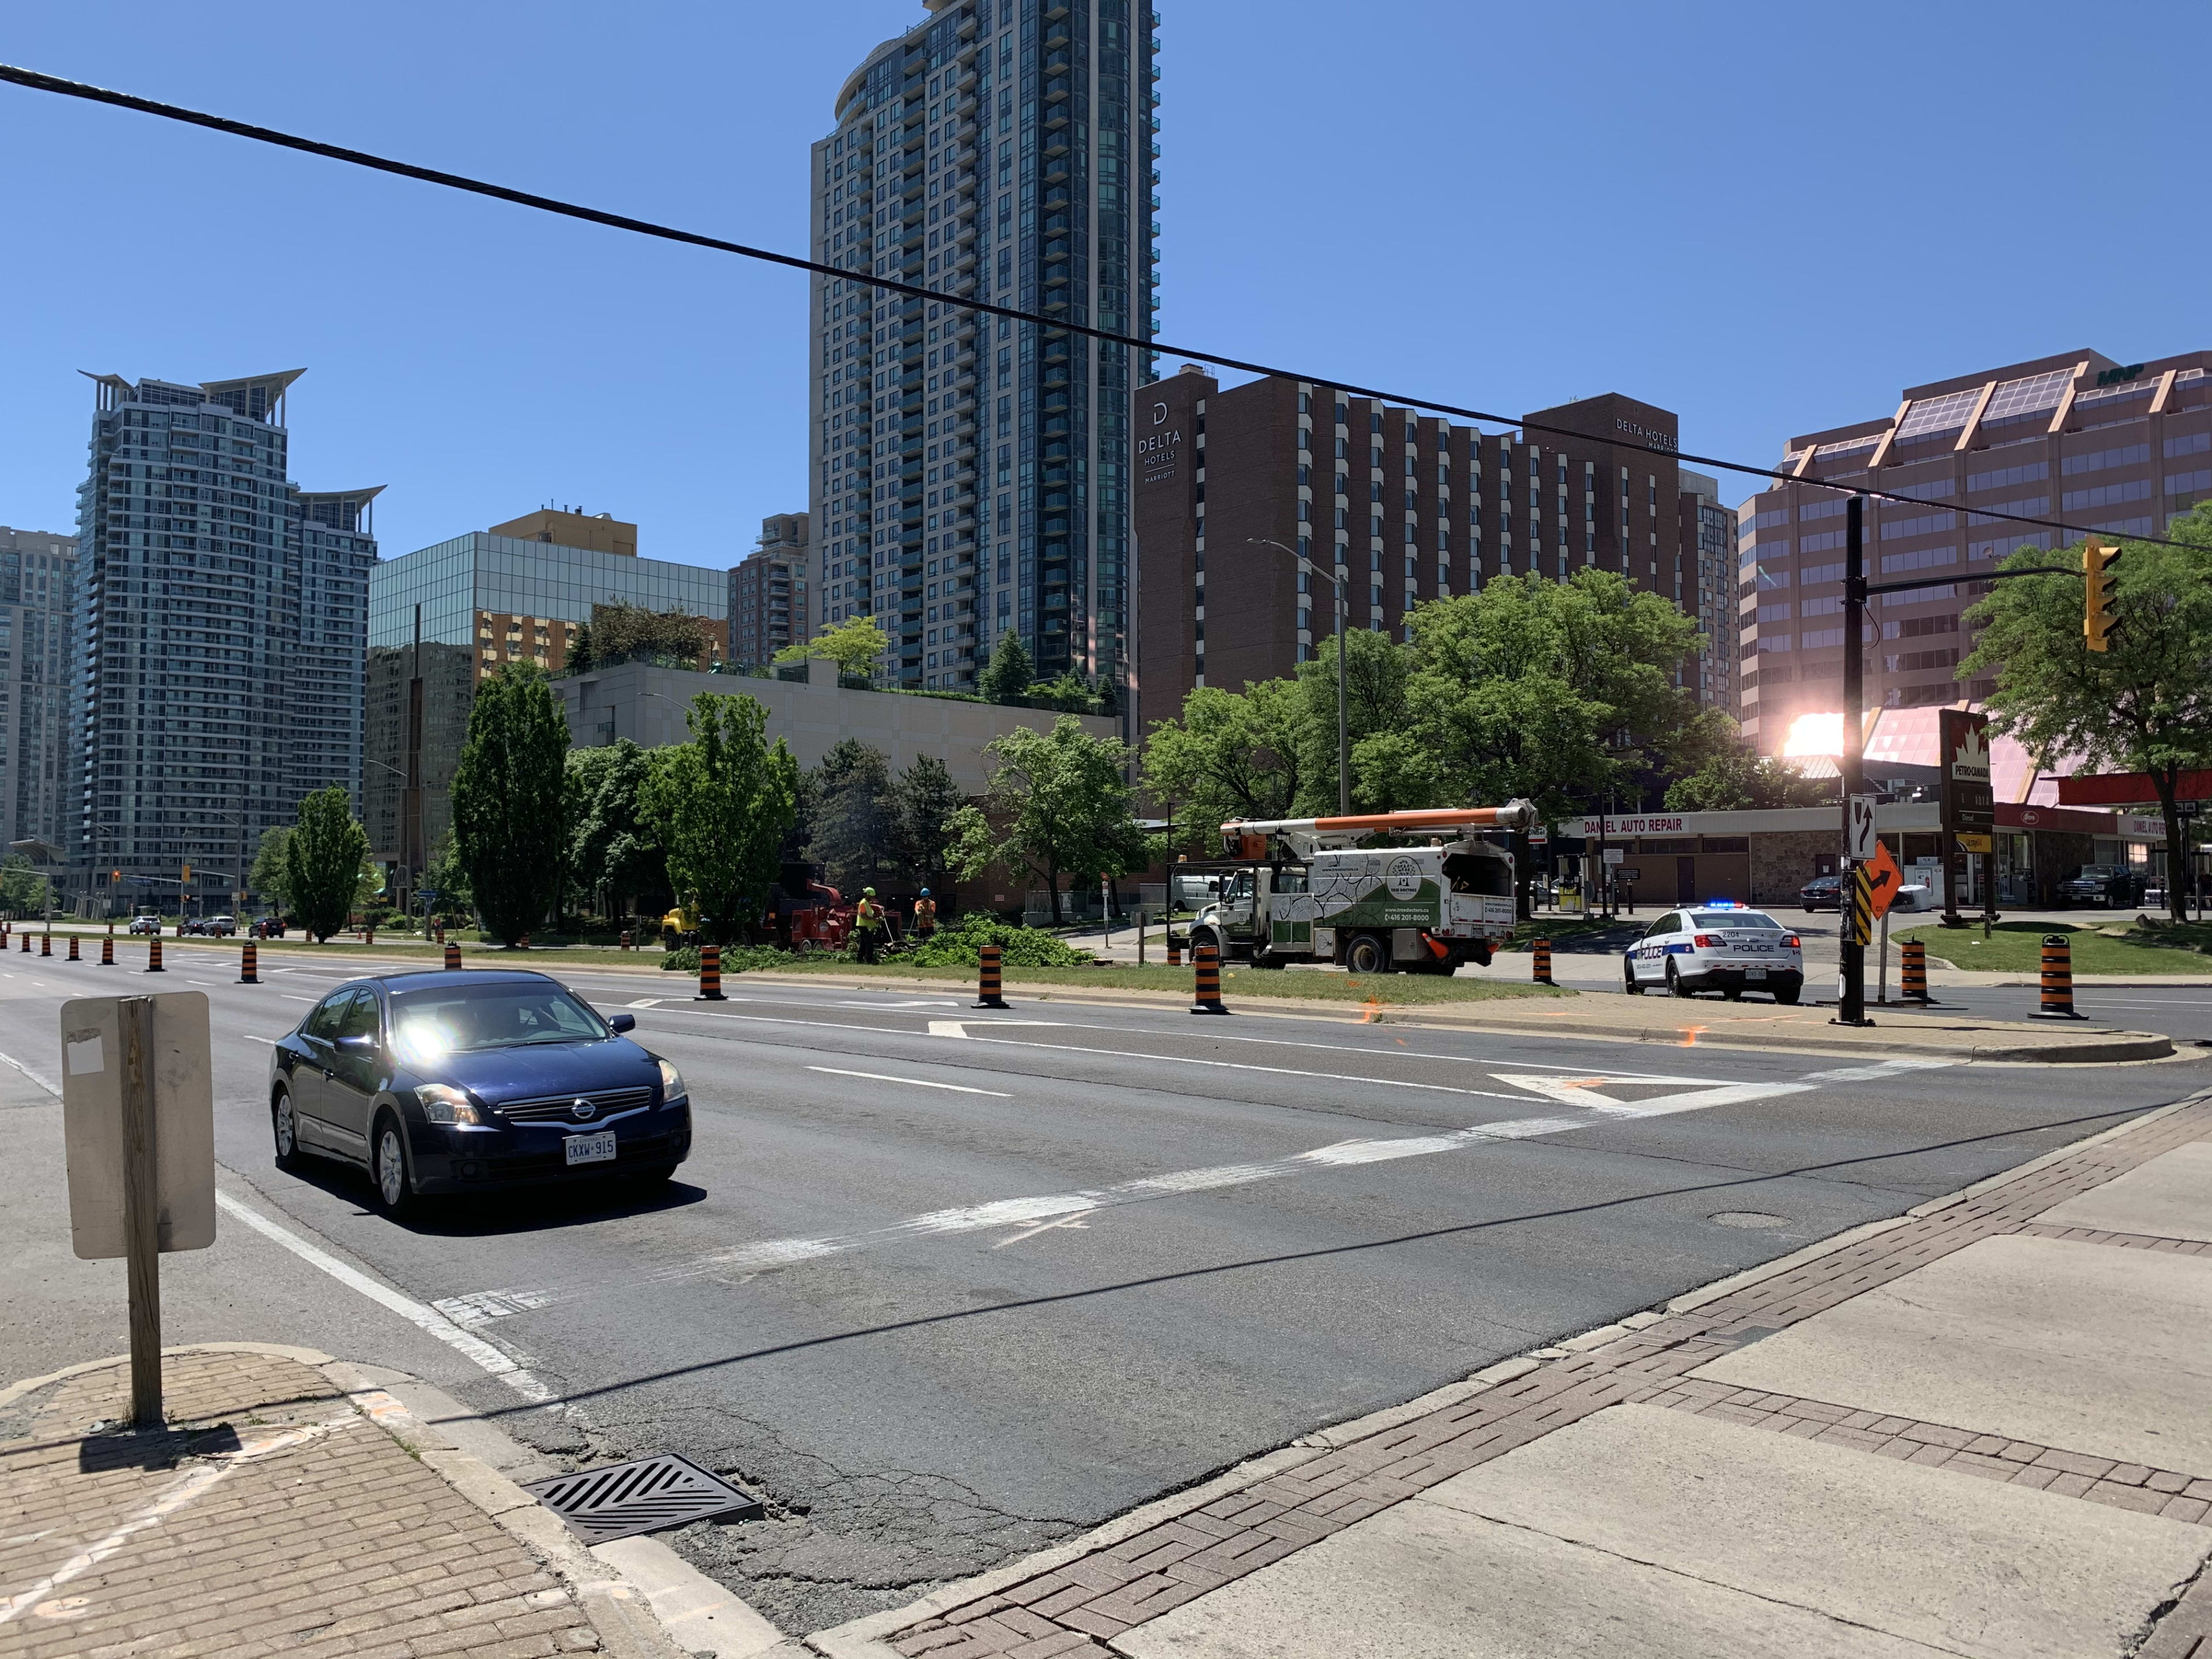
1844,865 -> 1876,946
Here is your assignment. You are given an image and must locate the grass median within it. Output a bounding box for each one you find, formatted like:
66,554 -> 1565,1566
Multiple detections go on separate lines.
1895,918 -> 2212,976
715,960 -> 1573,1004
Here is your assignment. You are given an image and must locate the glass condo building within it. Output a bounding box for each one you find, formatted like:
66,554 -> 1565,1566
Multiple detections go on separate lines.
364,528 -> 726,888
75,370 -> 377,912
808,0 -> 1160,691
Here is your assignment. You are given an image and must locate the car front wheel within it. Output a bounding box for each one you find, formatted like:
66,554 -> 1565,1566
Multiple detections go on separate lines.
371,1115 -> 415,1221
1623,959 -> 1643,995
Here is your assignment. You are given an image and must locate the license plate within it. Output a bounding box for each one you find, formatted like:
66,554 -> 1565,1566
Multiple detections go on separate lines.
1745,967 -> 1768,980
564,1131 -> 618,1166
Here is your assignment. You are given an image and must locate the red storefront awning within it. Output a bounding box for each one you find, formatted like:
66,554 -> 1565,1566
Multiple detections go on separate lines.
2056,770 -> 2212,808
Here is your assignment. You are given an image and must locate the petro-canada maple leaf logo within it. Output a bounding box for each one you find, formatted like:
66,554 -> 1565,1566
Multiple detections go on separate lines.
1952,725 -> 1991,782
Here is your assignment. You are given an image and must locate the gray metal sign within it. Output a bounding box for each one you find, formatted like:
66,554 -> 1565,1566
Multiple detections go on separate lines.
60,992 -> 215,1260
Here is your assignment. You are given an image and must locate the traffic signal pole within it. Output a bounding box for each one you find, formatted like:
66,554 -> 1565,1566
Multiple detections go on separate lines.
1835,495 -> 1870,1027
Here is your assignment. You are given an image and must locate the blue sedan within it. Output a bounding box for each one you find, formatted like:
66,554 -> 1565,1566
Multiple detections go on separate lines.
268,969 -> 691,1218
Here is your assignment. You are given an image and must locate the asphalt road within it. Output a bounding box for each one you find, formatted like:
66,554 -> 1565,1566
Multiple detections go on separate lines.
2,946 -> 2205,1635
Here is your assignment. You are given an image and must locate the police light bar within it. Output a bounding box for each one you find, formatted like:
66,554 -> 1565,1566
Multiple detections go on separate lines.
1702,898 -> 1742,908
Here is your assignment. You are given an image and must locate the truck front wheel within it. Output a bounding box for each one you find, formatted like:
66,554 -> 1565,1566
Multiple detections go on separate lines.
1344,933 -> 1390,975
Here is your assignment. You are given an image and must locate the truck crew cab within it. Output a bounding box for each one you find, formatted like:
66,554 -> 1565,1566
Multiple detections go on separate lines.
1188,802 -> 1535,976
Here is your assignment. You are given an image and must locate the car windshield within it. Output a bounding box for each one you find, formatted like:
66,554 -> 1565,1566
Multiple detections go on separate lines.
1691,910 -> 1781,930
388,983 -> 609,1063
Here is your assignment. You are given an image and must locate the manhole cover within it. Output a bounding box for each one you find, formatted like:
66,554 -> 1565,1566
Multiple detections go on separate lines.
1708,1211 -> 1790,1229
524,1453 -> 763,1542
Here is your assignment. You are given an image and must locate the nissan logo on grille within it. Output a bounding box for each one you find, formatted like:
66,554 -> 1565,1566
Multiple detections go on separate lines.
570,1098 -> 595,1122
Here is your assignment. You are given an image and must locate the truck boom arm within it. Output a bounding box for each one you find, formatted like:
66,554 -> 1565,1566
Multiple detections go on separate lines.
1221,801 -> 1537,848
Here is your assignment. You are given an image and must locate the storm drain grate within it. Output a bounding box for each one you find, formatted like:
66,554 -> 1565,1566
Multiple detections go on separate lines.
524,1452 -> 763,1542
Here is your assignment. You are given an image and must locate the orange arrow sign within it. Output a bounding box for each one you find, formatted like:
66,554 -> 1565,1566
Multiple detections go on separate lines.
1863,841 -> 1905,920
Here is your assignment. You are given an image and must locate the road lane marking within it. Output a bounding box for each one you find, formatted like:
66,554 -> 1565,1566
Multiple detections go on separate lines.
808,1066 -> 1012,1097
1799,1059 -> 1957,1083
440,1069 -> 1811,1324
626,998 -> 662,1008
211,1190 -> 552,1403
242,1035 -> 275,1045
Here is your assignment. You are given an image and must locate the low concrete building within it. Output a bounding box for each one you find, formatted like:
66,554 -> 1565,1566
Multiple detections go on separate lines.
554,658 -> 1117,795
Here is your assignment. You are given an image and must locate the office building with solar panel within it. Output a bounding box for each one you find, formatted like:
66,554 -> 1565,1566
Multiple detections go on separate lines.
805,0 -> 1159,695
1735,348 -> 2212,755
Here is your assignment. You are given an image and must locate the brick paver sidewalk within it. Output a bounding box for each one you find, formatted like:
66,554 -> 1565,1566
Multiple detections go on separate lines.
0,1348 -> 600,1658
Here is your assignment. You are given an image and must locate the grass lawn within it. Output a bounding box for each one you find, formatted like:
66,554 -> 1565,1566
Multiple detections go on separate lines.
706,960 -> 1573,1005
1894,919 -> 2212,976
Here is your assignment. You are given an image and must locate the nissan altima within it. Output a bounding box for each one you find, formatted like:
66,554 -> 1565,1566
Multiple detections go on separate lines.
268,969 -> 691,1218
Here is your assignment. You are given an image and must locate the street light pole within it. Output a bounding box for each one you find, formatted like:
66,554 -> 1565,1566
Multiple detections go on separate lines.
1249,538 -> 1349,816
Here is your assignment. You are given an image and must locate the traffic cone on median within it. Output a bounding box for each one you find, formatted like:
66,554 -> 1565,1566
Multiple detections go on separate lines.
146,938 -> 164,973
444,942 -> 462,970
67,935 -> 79,961
100,935 -> 113,966
2035,934 -> 2081,1020
1532,938 -> 1553,985
1901,939 -> 1930,1003
240,941 -> 259,984
696,943 -> 725,1001
974,942 -> 1010,1010
1191,944 -> 1230,1016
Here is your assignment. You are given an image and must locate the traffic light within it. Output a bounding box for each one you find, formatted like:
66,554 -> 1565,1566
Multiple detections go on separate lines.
2083,537 -> 2118,652
181,862 -> 192,882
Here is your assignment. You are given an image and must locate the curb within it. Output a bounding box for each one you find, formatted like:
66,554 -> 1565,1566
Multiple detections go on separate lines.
802,1085 -> 2212,1658
0,1340 -> 794,1659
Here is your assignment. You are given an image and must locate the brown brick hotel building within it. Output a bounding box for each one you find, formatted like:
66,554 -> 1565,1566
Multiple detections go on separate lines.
1131,366 -> 1710,734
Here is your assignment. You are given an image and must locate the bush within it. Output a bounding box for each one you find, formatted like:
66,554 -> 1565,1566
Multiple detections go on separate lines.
660,943 -> 804,974
902,912 -> 1093,968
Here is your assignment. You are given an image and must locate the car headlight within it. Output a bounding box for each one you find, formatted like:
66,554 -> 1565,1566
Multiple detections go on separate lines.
657,1059 -> 687,1103
416,1083 -> 483,1125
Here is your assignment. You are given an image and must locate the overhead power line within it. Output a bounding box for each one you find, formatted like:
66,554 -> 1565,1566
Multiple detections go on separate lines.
2,60 -> 2204,559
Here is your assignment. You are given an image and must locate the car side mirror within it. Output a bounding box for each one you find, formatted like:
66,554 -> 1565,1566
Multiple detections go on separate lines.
608,1013 -> 636,1033
335,1033 -> 376,1052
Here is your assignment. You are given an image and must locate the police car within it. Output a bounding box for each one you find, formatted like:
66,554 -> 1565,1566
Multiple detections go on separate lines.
1622,901 -> 1804,1003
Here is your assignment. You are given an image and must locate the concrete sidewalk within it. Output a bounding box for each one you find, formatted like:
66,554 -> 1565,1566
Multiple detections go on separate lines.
818,1090 -> 2212,1659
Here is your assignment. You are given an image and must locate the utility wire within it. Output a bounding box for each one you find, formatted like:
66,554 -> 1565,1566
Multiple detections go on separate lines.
3,60 -> 2205,559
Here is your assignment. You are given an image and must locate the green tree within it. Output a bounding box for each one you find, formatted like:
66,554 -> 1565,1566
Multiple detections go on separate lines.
285,786 -> 370,942
1291,626 -> 1412,815
248,826 -> 293,911
566,740 -> 669,921
978,630 -> 1034,703
641,692 -> 800,944
422,830 -> 472,918
0,853 -> 48,919
806,738 -> 897,895
1143,679 -> 1308,851
889,755 -> 965,897
1963,511 -> 2212,923
1358,571 -> 1700,916
946,716 -> 1152,925
451,664 -> 571,944
775,613 -> 888,680
1662,711 -> 1833,810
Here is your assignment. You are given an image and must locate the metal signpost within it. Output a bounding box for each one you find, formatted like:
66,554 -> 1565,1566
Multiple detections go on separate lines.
1940,708 -> 1994,932
60,991 -> 215,1428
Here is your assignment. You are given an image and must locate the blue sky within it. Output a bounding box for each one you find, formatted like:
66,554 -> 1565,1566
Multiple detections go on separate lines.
2,2 -> 2206,569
